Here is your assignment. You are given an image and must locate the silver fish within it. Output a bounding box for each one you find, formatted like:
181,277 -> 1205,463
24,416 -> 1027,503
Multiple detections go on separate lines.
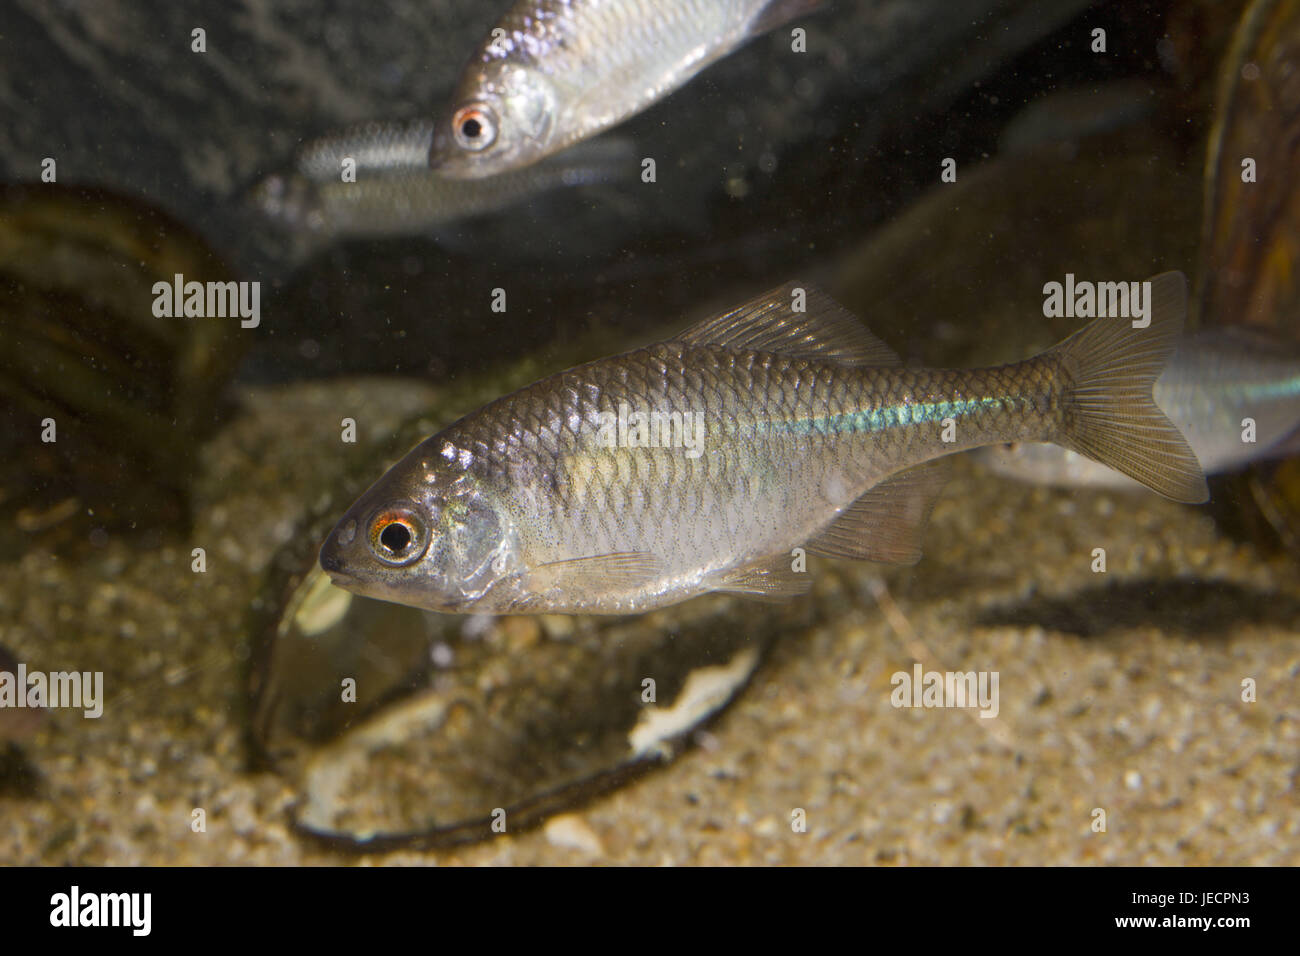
319,274 -> 1207,616
428,0 -> 823,178
293,118 -> 438,182
977,329 -> 1300,491
248,120 -> 633,245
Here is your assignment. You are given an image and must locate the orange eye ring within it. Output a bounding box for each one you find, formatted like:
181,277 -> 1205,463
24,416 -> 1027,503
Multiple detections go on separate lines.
452,104 -> 498,151
367,506 -> 430,566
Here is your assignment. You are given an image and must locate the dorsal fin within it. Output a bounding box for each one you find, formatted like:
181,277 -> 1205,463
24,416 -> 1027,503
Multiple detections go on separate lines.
671,281 -> 899,367
751,0 -> 826,36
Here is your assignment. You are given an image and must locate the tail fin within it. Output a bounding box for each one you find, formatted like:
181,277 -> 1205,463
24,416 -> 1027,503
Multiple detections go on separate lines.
1050,272 -> 1209,503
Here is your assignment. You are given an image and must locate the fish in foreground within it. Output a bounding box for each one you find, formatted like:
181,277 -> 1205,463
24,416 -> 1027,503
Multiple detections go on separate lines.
978,329 -> 1300,490
320,273 -> 1207,615
428,0 -> 823,178
248,119 -> 633,249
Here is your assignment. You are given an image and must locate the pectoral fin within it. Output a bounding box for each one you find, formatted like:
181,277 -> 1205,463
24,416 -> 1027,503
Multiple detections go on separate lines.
527,551 -> 665,592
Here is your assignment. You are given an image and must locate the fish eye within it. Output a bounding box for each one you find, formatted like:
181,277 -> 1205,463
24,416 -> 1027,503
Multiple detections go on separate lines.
367,506 -> 431,567
452,104 -> 498,151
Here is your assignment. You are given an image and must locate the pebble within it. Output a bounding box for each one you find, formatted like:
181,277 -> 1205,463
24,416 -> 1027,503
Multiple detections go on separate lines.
544,814 -> 605,856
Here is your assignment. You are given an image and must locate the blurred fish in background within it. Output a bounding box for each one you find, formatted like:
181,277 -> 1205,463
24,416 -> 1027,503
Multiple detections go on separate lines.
996,78 -> 1158,157
247,119 -> 638,265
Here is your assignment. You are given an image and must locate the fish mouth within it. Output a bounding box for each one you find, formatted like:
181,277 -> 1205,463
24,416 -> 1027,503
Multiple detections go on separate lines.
426,129 -> 453,171
317,546 -> 352,581
426,147 -> 473,178
318,514 -> 362,581
320,565 -> 362,595
426,134 -> 488,179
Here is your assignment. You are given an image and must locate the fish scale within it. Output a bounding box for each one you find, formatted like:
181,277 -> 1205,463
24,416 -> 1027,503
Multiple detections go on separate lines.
456,346 -> 1055,560
321,277 -> 1207,614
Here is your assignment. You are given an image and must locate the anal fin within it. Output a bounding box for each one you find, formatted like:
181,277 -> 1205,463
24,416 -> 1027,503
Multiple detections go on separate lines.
806,460 -> 951,565
710,554 -> 812,602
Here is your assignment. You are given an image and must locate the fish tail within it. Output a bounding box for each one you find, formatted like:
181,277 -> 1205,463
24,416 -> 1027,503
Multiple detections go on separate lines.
1049,271 -> 1209,503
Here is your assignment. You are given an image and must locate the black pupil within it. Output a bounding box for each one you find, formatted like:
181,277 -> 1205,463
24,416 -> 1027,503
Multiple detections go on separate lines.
461,117 -> 483,138
380,522 -> 412,553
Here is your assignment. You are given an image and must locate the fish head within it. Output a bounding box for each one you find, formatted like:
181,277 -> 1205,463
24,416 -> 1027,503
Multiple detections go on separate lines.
246,171 -> 325,233
319,445 -> 519,613
429,62 -> 559,178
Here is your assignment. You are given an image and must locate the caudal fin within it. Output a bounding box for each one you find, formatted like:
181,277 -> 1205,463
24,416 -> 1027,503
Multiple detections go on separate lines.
1050,272 -> 1209,503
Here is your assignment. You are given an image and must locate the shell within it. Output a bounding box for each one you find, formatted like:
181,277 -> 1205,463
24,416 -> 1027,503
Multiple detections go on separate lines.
1196,0 -> 1300,552
0,185 -> 246,556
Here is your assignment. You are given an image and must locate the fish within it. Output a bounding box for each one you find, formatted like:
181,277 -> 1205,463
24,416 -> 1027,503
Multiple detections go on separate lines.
247,120 -> 634,249
976,329 -> 1300,491
293,118 -> 439,181
427,0 -> 823,178
998,79 -> 1156,156
319,273 -> 1208,615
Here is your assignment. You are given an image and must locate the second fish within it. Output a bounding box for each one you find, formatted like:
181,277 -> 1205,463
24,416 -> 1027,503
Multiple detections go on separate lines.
429,0 -> 824,177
